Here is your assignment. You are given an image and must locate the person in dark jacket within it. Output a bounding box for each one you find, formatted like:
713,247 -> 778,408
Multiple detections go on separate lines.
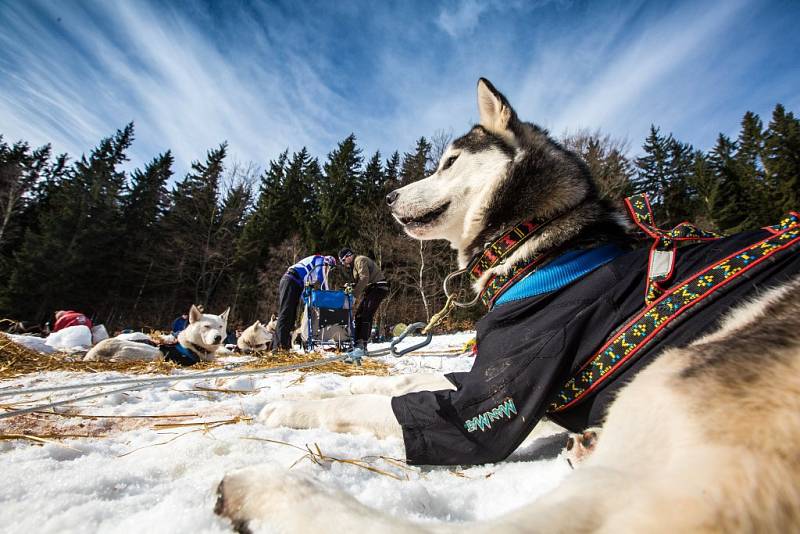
338,248 -> 389,357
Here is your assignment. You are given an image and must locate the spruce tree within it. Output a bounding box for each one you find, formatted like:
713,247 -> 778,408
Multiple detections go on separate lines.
318,134 -> 362,251
360,151 -> 384,205
663,138 -> 695,225
161,143 -> 227,307
710,134 -> 753,233
764,104 -> 800,216
385,151 -> 400,187
2,125 -> 134,321
400,137 -> 432,182
687,150 -> 719,231
120,152 -> 174,318
633,125 -> 671,221
237,150 -> 290,265
735,111 -> 770,224
0,138 -> 51,249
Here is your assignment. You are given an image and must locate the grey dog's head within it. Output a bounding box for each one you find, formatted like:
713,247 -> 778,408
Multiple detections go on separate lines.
387,78 -> 597,265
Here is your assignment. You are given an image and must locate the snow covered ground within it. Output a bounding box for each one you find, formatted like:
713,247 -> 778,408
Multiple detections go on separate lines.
0,332 -> 571,533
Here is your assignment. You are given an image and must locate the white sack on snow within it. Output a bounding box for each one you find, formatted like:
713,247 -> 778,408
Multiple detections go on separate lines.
7,334 -> 57,354
116,331 -> 152,343
91,324 -> 109,344
45,325 -> 92,351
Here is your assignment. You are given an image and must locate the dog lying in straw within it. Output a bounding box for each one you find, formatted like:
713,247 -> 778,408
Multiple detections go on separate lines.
216,79 -> 800,532
237,315 -> 276,353
86,305 -> 230,365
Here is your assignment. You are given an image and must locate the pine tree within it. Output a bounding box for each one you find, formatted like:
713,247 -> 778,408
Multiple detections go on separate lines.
119,152 -> 174,318
709,134 -> 754,233
161,143 -> 227,307
764,104 -> 800,216
318,134 -> 362,251
359,151 -> 384,205
735,111 -> 771,224
400,137 -> 432,182
687,150 -> 719,231
633,125 -> 671,220
0,137 -> 51,249
1,125 -> 134,321
663,137 -> 695,225
385,151 -> 400,187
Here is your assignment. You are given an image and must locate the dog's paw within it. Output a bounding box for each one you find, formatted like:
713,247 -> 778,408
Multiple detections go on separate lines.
215,465 -> 320,532
258,399 -> 320,429
215,465 -> 372,532
565,427 -> 601,467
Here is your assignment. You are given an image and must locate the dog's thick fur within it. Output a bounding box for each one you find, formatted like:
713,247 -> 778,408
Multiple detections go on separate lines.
237,315 -> 276,353
85,305 -> 229,362
216,79 -> 800,532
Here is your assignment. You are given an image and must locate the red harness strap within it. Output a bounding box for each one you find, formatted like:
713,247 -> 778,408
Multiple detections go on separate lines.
624,194 -> 721,304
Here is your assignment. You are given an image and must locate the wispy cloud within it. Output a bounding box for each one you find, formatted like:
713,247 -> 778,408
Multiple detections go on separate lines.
0,0 -> 797,177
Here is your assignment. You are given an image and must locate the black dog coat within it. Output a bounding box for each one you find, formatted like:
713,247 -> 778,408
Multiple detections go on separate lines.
391,228 -> 800,466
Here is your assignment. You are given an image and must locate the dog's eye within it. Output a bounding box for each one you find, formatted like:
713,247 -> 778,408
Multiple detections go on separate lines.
442,154 -> 459,171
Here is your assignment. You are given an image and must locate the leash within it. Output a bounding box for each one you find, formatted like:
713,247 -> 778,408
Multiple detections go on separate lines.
0,332 -> 467,419
2,216 -> 561,414
388,209 -> 570,356
0,354 -> 350,420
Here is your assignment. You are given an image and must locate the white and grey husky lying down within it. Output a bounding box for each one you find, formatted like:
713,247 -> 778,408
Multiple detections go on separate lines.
216,79 -> 800,532
85,305 -> 230,363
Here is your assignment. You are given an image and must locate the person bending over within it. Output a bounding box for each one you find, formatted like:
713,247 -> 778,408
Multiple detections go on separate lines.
338,247 -> 388,358
274,254 -> 337,350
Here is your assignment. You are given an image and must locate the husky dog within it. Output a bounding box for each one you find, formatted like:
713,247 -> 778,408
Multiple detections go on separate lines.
85,305 -> 229,362
216,79 -> 800,532
237,316 -> 276,353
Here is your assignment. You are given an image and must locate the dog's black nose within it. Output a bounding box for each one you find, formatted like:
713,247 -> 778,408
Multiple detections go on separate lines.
214,335 -> 222,344
386,190 -> 399,206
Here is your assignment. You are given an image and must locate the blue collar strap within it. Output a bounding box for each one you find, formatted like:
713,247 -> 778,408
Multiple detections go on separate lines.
175,342 -> 200,364
493,244 -> 624,308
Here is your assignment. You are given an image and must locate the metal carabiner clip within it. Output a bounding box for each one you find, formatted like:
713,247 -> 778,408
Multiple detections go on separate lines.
389,322 -> 433,357
443,268 -> 482,308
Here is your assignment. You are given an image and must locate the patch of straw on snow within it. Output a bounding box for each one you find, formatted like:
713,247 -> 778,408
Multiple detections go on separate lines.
0,332 -> 389,379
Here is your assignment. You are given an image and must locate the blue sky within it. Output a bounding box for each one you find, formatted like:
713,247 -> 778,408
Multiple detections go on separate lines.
1,0 -> 799,176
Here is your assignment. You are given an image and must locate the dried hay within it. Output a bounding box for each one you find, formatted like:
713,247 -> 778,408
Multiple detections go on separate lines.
0,332 -> 389,379
237,349 -> 390,377
0,407 -> 245,443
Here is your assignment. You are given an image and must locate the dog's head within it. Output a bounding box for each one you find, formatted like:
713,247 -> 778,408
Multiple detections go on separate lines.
266,314 -> 277,334
180,304 -> 230,352
239,320 -> 271,350
388,78 -> 594,263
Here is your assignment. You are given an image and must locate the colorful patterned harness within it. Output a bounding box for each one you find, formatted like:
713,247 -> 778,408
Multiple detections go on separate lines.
549,195 -> 800,412
468,220 -> 561,308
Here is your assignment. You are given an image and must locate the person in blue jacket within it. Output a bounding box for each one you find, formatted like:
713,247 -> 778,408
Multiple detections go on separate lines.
171,312 -> 189,336
274,254 -> 337,350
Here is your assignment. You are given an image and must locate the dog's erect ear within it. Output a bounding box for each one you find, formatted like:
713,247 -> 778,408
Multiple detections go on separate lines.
477,78 -> 517,137
270,314 -> 276,322
189,305 -> 203,324
220,307 -> 230,324
252,320 -> 261,328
